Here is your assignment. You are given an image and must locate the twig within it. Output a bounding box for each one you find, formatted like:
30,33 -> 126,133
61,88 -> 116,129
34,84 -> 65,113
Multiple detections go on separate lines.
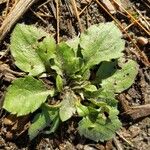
0,0 -> 38,43
79,1 -> 92,16
0,47 -> 9,60
38,0 -> 52,9
70,0 -> 83,32
49,1 -> 56,19
30,8 -> 48,25
55,0 -> 60,43
112,0 -> 150,36
124,21 -> 136,31
5,0 -> 10,17
116,131 -> 134,147
132,5 -> 150,30
113,137 -> 123,150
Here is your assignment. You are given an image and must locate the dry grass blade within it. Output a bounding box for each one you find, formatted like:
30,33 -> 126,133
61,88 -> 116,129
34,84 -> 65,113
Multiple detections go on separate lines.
132,5 -> 150,30
55,0 -> 60,43
112,0 -> 150,36
101,0 -> 116,14
30,8 -> 48,25
116,131 -> 134,147
113,137 -> 123,150
70,0 -> 83,32
0,0 -> 38,43
79,1 -> 92,16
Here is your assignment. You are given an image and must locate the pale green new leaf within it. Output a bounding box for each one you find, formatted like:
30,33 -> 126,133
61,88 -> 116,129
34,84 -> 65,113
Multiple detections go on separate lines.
80,22 -> 125,70
101,59 -> 138,93
35,36 -> 56,70
56,75 -> 63,92
10,24 -> 49,76
3,76 -> 54,116
95,90 -> 118,107
76,103 -> 89,117
84,84 -> 97,92
59,90 -> 78,122
78,114 -> 121,142
50,58 -> 63,76
57,42 -> 83,75
66,36 -> 80,54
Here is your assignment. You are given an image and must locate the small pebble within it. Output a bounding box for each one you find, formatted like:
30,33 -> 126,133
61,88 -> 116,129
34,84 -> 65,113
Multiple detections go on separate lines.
137,37 -> 148,46
129,126 -> 141,138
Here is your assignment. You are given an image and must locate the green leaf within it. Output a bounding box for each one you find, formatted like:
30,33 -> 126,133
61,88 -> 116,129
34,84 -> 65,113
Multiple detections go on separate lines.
82,84 -> 99,98
84,84 -> 97,92
96,90 -> 118,107
56,75 -> 63,92
95,60 -> 118,83
57,42 -> 83,75
80,22 -> 125,71
42,104 -> 60,134
83,88 -> 103,99
59,90 -> 78,122
66,36 -> 80,54
28,112 -> 49,140
10,24 -> 49,76
35,36 -> 56,70
76,103 -> 89,117
101,59 -> 138,93
29,104 -> 59,140
78,114 -> 121,142
81,69 -> 91,81
87,106 -> 99,122
3,76 -> 53,116
46,116 -> 60,134
50,58 -> 63,76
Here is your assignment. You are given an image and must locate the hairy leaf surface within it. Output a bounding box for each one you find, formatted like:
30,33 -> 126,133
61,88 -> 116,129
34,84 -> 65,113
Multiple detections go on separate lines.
57,42 -> 83,76
78,113 -> 121,142
29,105 -> 59,140
80,22 -> 124,70
3,76 -> 53,116
56,75 -> 63,92
66,36 -> 80,54
95,60 -> 118,83
35,36 -> 56,70
59,90 -> 78,122
28,112 -> 48,140
101,59 -> 138,93
10,24 -> 50,75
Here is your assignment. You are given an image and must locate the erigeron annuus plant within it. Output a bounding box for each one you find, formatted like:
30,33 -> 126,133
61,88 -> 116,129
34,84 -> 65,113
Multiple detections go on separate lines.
3,22 -> 138,142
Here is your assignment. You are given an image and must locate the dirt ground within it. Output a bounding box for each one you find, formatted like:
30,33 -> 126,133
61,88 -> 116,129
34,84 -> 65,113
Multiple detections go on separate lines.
0,0 -> 150,149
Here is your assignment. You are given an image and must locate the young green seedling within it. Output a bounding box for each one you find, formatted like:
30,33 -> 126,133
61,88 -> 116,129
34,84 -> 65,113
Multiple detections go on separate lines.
3,22 -> 138,142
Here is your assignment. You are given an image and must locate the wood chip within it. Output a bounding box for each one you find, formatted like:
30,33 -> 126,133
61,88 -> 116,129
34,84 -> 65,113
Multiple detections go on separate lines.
0,61 -> 24,81
126,104 -> 150,120
112,0 -> 124,12
101,0 -> 116,14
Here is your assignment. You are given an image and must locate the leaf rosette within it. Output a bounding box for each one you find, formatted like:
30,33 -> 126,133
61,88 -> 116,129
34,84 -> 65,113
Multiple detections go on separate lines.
3,22 -> 138,142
